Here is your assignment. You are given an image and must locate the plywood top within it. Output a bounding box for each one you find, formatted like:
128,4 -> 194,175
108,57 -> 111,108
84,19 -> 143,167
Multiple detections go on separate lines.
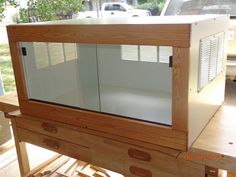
0,92 -> 19,113
192,105 -> 236,157
12,15 -> 226,25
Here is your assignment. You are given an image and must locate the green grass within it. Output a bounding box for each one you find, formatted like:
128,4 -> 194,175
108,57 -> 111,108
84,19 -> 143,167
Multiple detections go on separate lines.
0,44 -> 16,93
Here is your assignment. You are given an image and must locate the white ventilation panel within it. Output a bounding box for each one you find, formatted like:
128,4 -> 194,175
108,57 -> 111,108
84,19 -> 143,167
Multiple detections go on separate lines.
198,32 -> 225,91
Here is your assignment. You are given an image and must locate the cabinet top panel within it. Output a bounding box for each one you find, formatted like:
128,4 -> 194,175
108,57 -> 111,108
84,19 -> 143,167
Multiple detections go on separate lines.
11,15 -> 227,25
7,15 -> 228,47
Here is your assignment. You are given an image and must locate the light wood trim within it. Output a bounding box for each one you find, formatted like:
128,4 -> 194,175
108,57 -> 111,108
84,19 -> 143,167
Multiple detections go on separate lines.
178,105 -> 236,173
7,23 -> 189,151
7,24 -> 190,47
177,158 -> 205,177
227,171 -> 236,177
25,154 -> 61,177
17,126 -> 204,177
19,101 -> 187,151
172,47 -> 189,132
0,92 -> 19,113
10,110 -> 181,157
11,118 -> 30,176
17,127 -> 92,162
8,42 -> 28,103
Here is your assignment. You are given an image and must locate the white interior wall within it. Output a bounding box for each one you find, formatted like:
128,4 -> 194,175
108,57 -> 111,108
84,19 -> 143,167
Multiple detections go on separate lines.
97,45 -> 172,125
22,43 -> 173,125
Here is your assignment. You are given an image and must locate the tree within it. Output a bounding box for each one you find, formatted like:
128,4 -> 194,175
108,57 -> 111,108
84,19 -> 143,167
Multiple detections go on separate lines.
0,0 -> 18,21
136,0 -> 166,16
18,0 -> 84,23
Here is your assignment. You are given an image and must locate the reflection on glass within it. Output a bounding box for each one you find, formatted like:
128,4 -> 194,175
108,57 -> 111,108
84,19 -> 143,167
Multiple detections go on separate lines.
21,42 -> 173,125
121,45 -> 138,61
159,46 -> 172,63
21,42 -> 100,111
140,45 -> 157,62
164,0 -> 236,16
48,43 -> 65,65
34,43 -> 49,69
64,43 -> 78,61
98,44 -> 172,125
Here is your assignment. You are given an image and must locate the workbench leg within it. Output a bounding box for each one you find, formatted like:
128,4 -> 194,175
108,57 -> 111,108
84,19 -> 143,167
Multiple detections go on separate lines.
11,118 -> 30,177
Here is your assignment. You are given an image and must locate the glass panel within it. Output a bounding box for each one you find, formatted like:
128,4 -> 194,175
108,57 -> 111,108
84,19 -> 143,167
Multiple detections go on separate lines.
21,42 -> 100,111
64,43 -> 78,61
121,45 -> 138,61
98,44 -> 172,125
164,0 -> 236,17
21,42 -> 172,125
34,43 -> 49,69
159,46 -> 172,63
48,43 -> 65,65
140,46 -> 157,62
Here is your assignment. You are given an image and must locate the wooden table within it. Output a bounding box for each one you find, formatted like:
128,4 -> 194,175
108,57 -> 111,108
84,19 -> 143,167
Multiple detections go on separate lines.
0,92 -> 235,177
180,105 -> 236,173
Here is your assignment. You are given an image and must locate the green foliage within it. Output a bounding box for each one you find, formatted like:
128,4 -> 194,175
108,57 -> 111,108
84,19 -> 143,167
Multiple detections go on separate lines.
18,0 -> 84,23
136,0 -> 166,16
0,44 -> 16,93
0,1 -> 4,21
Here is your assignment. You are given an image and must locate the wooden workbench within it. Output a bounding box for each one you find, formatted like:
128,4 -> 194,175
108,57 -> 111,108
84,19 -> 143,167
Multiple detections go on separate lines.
0,91 -> 235,177
179,80 -> 236,175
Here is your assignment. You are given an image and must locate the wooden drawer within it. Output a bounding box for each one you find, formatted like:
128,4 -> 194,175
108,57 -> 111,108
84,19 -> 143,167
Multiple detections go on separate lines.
17,127 -> 91,162
17,127 -> 180,177
14,115 -> 181,157
15,117 -> 205,177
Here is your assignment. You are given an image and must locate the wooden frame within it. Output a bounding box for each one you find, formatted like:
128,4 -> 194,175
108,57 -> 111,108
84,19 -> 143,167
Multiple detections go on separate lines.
7,16 -> 228,151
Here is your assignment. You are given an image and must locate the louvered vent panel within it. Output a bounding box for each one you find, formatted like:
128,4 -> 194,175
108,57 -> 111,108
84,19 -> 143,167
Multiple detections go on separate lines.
209,38 -> 218,81
216,33 -> 224,74
198,32 -> 225,91
198,38 -> 210,91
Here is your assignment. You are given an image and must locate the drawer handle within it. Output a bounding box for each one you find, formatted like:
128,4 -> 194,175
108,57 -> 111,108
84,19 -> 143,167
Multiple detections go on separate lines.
128,148 -> 151,162
43,139 -> 59,150
41,122 -> 58,134
129,166 -> 152,177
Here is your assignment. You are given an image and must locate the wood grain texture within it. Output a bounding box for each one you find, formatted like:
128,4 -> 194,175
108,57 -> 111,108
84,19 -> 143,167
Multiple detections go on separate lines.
7,24 -> 190,47
8,42 -> 28,103
228,171 -> 236,177
17,128 -> 91,163
0,92 -> 19,113
179,105 -> 236,173
172,47 -> 189,132
16,124 -> 204,177
11,118 -> 30,176
18,101 -> 187,151
7,23 -> 190,151
10,111 -> 181,157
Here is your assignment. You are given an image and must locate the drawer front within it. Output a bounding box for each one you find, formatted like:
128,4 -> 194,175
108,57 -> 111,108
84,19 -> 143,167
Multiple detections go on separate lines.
17,127 -> 91,162
15,118 -> 170,165
16,118 -> 204,177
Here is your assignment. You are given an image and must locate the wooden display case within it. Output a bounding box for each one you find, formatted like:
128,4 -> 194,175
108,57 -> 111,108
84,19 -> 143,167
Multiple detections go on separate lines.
7,15 -> 229,151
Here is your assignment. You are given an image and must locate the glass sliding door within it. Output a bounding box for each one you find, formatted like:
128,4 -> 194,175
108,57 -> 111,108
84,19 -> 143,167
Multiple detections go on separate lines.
21,42 -> 173,125
20,42 -> 100,112
97,44 -> 173,125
